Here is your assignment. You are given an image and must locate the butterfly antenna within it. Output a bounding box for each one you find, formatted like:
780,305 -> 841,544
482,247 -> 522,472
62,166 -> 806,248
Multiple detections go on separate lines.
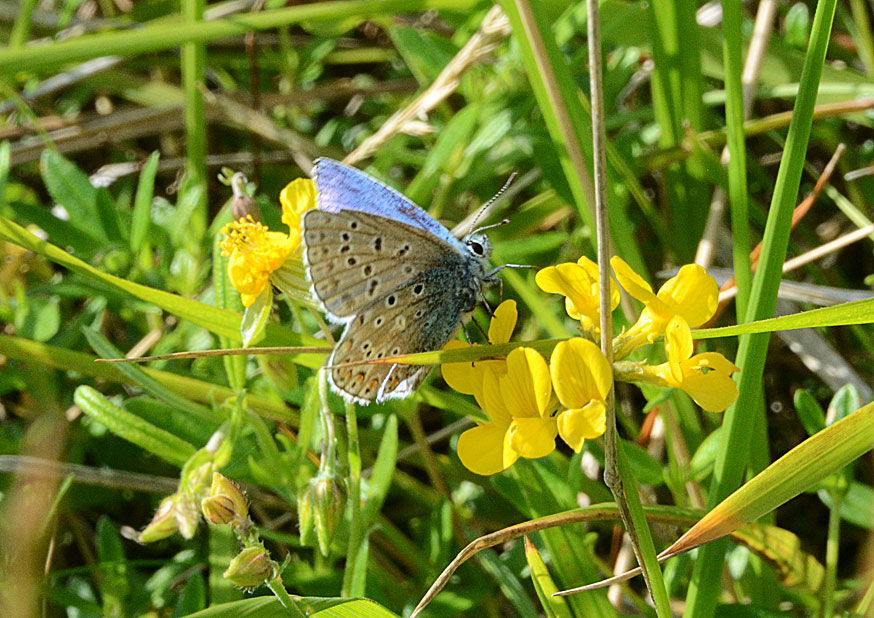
468,171 -> 518,232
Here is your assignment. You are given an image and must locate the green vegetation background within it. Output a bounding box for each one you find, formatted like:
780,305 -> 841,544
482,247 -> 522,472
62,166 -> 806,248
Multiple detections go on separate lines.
1,0 -> 874,617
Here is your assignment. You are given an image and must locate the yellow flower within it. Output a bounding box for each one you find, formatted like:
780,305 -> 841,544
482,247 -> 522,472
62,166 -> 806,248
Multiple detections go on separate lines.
611,256 -> 718,358
441,300 -> 516,408
535,256 -> 619,337
457,347 -> 557,475
219,179 -> 316,307
651,316 -> 739,412
550,338 -> 612,452
280,178 -> 317,232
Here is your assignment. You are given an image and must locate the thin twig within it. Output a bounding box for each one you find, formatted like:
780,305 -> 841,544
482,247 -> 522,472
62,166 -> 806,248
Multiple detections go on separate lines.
344,5 -> 511,167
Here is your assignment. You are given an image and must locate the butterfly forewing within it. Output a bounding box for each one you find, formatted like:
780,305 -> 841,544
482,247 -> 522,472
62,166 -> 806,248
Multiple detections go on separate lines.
327,268 -> 477,404
302,209 -> 463,321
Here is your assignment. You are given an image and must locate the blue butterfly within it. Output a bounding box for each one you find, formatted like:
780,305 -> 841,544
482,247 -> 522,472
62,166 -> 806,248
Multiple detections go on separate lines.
301,158 -> 508,404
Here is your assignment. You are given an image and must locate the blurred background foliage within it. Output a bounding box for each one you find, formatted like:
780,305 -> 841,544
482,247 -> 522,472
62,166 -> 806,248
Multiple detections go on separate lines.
1,0 -> 874,616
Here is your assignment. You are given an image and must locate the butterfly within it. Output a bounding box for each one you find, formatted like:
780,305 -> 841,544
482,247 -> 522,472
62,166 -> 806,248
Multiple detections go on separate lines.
301,158 -> 510,405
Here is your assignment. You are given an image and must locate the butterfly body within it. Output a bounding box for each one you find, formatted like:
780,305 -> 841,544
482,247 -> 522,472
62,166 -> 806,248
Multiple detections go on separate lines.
301,159 -> 495,405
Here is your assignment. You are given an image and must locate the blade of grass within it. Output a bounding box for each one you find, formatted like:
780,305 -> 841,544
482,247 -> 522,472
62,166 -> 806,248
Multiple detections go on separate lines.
182,0 -> 208,239
0,0 -> 471,76
683,1 -> 839,615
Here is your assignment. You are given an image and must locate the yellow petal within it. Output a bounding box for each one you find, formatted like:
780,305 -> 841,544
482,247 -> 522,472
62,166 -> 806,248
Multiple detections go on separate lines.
577,256 -> 621,311
694,352 -> 740,375
680,371 -> 739,412
502,348 -> 552,418
611,256 -> 655,304
280,178 -> 317,233
441,340 -> 479,396
550,338 -> 612,409
481,369 -> 511,426
488,300 -> 517,344
535,262 -> 597,321
664,316 -> 692,382
557,401 -> 607,452
658,264 -> 718,327
508,417 -> 557,459
457,422 -> 518,475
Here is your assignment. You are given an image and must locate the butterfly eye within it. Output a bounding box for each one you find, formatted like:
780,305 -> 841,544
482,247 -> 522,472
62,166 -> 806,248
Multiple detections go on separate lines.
468,241 -> 484,256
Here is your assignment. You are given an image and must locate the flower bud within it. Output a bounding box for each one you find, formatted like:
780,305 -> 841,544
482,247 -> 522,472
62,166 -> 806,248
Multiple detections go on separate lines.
139,495 -> 180,543
297,482 -> 316,547
230,173 -> 261,222
201,472 -> 249,527
174,491 -> 201,539
312,474 -> 346,556
223,546 -> 275,589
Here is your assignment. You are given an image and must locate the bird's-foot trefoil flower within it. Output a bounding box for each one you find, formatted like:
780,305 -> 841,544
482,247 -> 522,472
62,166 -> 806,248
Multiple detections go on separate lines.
456,346 -> 557,475
611,256 -> 718,359
550,338 -> 612,452
441,300 -> 517,409
536,256 -> 620,340
636,316 -> 739,412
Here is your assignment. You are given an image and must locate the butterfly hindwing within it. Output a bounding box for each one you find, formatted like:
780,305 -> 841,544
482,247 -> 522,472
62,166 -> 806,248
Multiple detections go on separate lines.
327,268 -> 477,404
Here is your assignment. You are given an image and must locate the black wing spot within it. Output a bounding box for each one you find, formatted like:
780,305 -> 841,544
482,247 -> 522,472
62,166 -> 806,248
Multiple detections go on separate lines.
404,265 -> 414,274
415,309 -> 423,318
368,279 -> 379,296
413,283 -> 424,295
341,232 -> 350,242
340,245 -> 350,253
350,221 -> 359,230
375,317 -> 383,327
347,257 -> 357,266
397,244 -> 411,257
386,295 -> 396,307
363,264 -> 373,276
374,237 -> 383,251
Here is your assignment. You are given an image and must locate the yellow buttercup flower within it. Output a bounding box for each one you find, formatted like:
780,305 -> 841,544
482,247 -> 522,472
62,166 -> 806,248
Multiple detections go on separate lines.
441,300 -> 516,408
456,347 -> 557,475
648,316 -> 739,412
219,178 -> 316,307
550,338 -> 611,452
611,256 -> 718,358
535,256 -> 619,338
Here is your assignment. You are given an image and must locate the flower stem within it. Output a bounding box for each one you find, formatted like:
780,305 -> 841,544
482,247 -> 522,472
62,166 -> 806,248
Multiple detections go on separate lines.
341,399 -> 363,596
266,577 -> 307,618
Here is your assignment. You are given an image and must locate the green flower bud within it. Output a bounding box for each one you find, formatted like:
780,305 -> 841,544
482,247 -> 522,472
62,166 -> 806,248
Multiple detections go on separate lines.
201,472 -> 249,527
139,495 -> 180,543
223,546 -> 275,590
312,473 -> 346,556
174,491 -> 201,539
297,482 -> 316,547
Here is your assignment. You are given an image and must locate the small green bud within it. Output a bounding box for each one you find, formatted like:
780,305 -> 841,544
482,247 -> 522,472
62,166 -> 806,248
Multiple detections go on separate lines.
297,482 -> 316,547
312,474 -> 346,556
139,495 -> 179,543
223,546 -> 275,590
201,472 -> 249,527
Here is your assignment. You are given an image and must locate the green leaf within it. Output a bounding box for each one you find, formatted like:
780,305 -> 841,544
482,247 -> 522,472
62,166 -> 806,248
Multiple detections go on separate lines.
793,389 -> 825,436
96,517 -> 128,618
241,287 -> 271,347
818,481 -> 874,529
524,537 -> 574,618
74,385 -> 197,466
620,439 -> 664,486
41,150 -> 107,240
131,151 -> 160,254
15,295 -> 60,342
173,573 -> 206,617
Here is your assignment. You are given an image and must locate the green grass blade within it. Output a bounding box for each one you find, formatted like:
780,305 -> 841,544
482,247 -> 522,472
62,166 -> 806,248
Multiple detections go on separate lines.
684,0 -> 839,614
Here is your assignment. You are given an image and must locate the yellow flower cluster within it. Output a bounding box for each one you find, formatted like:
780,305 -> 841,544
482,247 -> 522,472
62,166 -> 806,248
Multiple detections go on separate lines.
443,257 -> 739,476
219,178 -> 316,307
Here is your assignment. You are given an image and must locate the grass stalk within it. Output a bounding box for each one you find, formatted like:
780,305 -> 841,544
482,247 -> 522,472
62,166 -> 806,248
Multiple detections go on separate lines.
342,400 -> 363,596
182,0 -> 208,236
587,0 -> 669,612
683,0 -> 839,615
